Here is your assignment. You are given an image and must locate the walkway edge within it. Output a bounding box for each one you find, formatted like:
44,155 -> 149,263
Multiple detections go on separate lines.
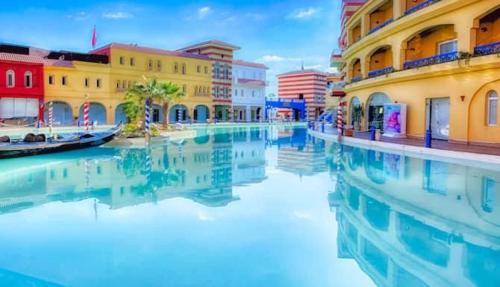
309,130 -> 500,167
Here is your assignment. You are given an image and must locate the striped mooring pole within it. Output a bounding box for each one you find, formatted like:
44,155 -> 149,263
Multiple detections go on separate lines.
337,101 -> 343,139
83,94 -> 90,132
48,101 -> 54,135
145,97 -> 151,144
144,147 -> 152,186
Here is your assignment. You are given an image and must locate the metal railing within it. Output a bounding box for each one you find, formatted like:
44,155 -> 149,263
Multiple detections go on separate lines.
368,19 -> 394,35
474,42 -> 500,56
403,52 -> 459,70
404,0 -> 441,16
351,76 -> 363,83
368,66 -> 394,78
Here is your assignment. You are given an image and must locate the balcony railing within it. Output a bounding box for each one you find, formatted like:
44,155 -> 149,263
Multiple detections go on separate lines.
368,66 -> 394,78
351,76 -> 363,83
403,51 -> 459,70
368,19 -> 394,35
474,42 -> 500,56
404,0 -> 441,16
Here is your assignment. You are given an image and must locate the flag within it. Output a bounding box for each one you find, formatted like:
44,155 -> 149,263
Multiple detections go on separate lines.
91,26 -> 97,49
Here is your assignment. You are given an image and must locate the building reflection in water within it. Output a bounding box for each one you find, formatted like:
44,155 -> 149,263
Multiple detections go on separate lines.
328,144 -> 500,287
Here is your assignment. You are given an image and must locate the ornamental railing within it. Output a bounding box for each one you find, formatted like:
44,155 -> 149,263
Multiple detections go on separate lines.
474,42 -> 500,56
404,0 -> 441,16
368,66 -> 394,78
403,52 -> 458,70
351,76 -> 363,83
368,19 -> 394,35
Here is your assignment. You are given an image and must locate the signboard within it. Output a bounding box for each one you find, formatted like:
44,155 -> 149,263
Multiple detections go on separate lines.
383,103 -> 407,138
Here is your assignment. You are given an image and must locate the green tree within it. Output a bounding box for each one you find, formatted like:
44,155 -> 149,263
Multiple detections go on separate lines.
124,77 -> 184,127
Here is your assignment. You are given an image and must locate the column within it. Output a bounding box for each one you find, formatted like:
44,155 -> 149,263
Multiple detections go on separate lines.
246,106 -> 251,122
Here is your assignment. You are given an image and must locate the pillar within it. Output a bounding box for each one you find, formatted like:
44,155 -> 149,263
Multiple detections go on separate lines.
246,106 -> 251,122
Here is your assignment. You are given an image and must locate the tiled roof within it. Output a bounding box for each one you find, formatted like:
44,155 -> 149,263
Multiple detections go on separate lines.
277,69 -> 328,77
91,43 -> 211,60
233,59 -> 268,69
179,40 -> 241,51
0,53 -> 73,67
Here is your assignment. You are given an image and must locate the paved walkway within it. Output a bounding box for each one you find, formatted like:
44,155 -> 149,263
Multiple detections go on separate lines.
353,131 -> 500,156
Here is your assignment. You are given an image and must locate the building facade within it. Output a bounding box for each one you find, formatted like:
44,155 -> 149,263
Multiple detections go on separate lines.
0,45 -> 45,125
232,60 -> 268,122
341,0 -> 500,144
277,69 -> 327,121
180,41 -> 241,122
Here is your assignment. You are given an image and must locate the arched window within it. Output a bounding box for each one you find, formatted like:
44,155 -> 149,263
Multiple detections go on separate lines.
24,71 -> 33,88
6,70 -> 15,88
487,90 -> 498,126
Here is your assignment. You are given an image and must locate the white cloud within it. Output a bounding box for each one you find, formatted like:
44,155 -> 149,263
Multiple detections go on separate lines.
67,11 -> 88,21
102,11 -> 134,19
289,7 -> 320,19
256,55 -> 303,63
198,6 -> 212,19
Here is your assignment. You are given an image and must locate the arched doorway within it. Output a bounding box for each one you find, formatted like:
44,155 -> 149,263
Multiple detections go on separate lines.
194,105 -> 209,123
256,107 -> 262,121
79,102 -> 107,125
45,101 -> 73,126
115,103 -> 127,124
169,105 -> 188,123
349,97 -> 362,130
152,104 -> 164,123
367,93 -> 390,130
468,80 -> 500,144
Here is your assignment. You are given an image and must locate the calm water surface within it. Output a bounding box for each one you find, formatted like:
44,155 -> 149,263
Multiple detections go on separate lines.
0,126 -> 498,287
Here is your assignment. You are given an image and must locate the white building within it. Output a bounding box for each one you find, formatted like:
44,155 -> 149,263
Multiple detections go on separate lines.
232,60 -> 268,122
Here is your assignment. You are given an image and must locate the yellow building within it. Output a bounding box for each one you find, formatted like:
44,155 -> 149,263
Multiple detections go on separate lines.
44,43 -> 213,125
341,0 -> 500,144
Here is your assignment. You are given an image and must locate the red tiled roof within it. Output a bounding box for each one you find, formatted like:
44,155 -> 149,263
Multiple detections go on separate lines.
90,43 -> 211,60
277,69 -> 328,77
233,59 -> 268,69
0,53 -> 73,67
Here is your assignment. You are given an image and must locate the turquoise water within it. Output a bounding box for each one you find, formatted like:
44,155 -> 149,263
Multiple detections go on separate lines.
0,126 -> 498,287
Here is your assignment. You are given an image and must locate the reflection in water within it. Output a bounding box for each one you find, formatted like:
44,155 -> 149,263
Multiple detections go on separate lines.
1,126 -> 499,286
330,143 -> 500,287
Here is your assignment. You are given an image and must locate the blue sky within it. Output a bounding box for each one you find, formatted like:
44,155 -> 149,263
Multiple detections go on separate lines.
0,0 -> 342,94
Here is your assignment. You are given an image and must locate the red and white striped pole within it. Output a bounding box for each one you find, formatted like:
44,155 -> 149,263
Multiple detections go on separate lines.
337,101 -> 343,138
84,94 -> 90,131
48,101 -> 54,135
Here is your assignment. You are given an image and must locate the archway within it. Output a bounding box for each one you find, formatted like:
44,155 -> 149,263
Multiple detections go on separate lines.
115,103 -> 127,124
194,105 -> 210,123
473,6 -> 500,55
45,101 -> 73,126
468,80 -> 500,144
169,104 -> 188,123
79,102 -> 107,125
366,93 -> 390,130
349,97 -> 363,130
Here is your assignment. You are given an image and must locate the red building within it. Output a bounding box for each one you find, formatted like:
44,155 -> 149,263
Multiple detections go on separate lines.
277,69 -> 327,120
0,46 -> 45,124
339,0 -> 367,49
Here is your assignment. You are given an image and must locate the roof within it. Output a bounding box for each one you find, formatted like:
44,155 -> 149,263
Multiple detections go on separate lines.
233,59 -> 268,69
91,43 -> 211,60
277,69 -> 328,77
0,52 -> 73,67
178,40 -> 241,52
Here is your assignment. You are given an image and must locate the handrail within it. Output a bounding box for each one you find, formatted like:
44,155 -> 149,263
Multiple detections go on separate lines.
403,52 -> 458,70
368,19 -> 394,35
351,76 -> 363,83
368,66 -> 394,78
404,0 -> 441,16
474,42 -> 500,56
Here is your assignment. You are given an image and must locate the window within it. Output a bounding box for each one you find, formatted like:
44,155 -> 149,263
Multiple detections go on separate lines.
157,60 -> 162,71
182,84 -> 187,93
181,63 -> 186,75
119,56 -> 125,65
235,89 -> 238,97
130,57 -> 135,66
223,64 -> 229,79
214,63 -> 220,79
204,66 -> 208,74
487,90 -> 498,126
122,80 -> 126,89
62,76 -> 67,86
6,70 -> 14,87
197,65 -> 201,73
96,79 -> 102,88
117,80 -> 121,89
252,91 -> 255,97
438,40 -> 458,54
148,59 -> 153,71
174,62 -> 179,73
84,77 -> 90,88
48,75 -> 54,85
24,71 -> 32,88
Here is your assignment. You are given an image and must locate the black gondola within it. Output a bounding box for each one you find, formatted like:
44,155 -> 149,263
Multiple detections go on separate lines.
0,125 -> 121,159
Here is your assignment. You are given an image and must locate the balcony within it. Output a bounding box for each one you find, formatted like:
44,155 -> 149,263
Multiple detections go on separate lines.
403,51 -> 458,70
368,66 -> 394,78
474,42 -> 500,56
368,19 -> 394,35
236,78 -> 268,87
404,0 -> 441,16
351,76 -> 363,83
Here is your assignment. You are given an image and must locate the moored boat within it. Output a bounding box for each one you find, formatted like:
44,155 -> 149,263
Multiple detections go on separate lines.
0,125 -> 121,159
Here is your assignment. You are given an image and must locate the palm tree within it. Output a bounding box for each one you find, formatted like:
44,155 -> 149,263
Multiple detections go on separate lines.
124,77 -> 184,128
